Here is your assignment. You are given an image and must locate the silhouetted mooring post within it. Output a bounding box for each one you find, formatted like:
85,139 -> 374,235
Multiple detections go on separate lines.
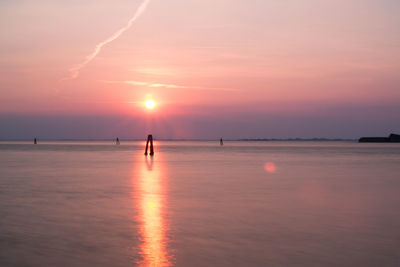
144,134 -> 154,156
34,138 -> 37,145
220,137 -> 223,146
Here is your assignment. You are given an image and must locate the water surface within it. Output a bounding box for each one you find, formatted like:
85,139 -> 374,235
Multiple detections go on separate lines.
1,141 -> 400,266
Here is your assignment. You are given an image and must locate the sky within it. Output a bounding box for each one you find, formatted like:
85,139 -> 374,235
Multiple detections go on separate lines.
0,0 -> 399,139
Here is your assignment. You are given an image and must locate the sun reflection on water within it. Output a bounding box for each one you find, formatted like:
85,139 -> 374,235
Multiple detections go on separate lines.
134,154 -> 172,266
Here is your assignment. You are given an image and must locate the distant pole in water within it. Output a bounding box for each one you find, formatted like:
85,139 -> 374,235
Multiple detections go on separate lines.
144,134 -> 154,156
34,138 -> 37,145
220,137 -> 223,146
116,137 -> 120,145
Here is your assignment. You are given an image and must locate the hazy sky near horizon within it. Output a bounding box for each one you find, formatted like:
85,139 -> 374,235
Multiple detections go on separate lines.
0,0 -> 399,139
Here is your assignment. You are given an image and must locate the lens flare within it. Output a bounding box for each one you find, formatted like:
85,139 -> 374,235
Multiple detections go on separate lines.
264,162 -> 277,174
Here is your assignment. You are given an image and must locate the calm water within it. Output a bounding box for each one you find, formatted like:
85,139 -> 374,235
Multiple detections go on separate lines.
1,141 -> 400,266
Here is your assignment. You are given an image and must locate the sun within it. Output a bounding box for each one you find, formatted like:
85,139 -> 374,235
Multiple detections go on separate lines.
144,99 -> 156,109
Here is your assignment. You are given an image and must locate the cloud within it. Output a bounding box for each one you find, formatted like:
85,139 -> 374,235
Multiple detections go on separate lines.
103,80 -> 238,91
64,0 -> 151,80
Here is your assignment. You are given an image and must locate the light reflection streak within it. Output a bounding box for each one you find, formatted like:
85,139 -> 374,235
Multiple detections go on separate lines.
134,153 -> 172,266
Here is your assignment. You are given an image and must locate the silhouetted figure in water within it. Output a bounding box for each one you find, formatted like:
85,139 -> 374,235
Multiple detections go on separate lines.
116,137 -> 120,145
144,134 -> 154,156
34,138 -> 37,145
220,138 -> 224,146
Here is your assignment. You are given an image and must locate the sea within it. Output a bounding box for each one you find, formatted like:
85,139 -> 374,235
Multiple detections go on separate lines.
1,141 -> 400,266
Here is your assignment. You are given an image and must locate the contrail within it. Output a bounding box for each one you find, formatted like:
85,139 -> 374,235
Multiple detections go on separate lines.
65,0 -> 151,80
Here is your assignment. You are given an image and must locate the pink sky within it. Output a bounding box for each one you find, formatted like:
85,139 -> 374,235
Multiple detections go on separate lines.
0,0 -> 399,138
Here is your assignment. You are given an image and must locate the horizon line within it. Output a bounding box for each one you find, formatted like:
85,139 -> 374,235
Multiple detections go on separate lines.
0,138 -> 357,142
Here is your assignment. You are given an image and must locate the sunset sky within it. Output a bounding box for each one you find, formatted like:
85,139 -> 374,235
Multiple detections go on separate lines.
1,0 -> 399,139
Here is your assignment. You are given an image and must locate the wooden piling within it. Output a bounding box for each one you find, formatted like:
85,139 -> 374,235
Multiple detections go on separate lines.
144,134 -> 154,156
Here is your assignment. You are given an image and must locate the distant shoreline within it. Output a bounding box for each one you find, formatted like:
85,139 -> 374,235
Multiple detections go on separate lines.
238,138 -> 355,142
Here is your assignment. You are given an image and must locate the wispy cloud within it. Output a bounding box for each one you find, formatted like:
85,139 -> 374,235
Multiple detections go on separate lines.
64,0 -> 151,80
103,80 -> 238,91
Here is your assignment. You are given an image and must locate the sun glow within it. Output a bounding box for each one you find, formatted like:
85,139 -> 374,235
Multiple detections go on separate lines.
145,99 -> 156,109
